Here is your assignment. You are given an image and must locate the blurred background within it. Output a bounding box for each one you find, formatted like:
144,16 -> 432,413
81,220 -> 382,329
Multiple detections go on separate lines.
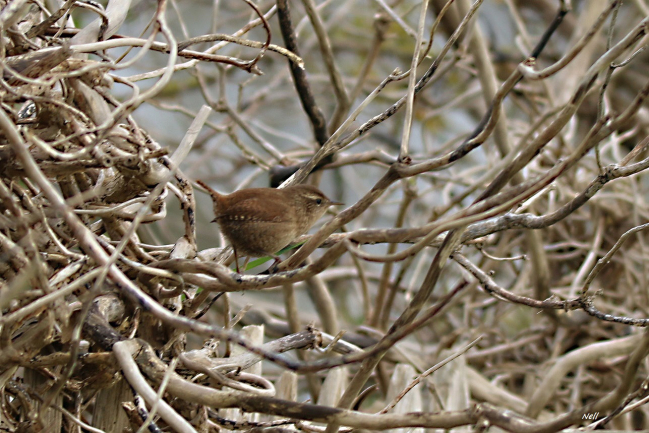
2,0 -> 649,430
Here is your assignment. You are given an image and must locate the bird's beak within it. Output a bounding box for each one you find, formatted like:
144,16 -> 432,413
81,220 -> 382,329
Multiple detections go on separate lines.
210,218 -> 217,223
330,201 -> 344,206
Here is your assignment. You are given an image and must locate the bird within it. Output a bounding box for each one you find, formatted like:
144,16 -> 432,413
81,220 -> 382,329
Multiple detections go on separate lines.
197,180 -> 341,272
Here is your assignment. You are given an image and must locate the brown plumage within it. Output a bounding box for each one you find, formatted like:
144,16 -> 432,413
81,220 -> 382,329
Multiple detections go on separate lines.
197,180 -> 341,272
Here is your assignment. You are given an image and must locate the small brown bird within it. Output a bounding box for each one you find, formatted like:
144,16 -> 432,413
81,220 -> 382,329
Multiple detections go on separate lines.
197,180 -> 341,272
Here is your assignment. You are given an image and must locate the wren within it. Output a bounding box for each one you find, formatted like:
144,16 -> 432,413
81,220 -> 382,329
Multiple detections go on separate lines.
197,180 -> 341,272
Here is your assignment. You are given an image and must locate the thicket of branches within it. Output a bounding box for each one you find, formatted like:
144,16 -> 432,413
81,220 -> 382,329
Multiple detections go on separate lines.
1,0 -> 648,431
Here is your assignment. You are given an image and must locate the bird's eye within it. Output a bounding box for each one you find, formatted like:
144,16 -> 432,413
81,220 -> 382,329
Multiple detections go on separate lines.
316,198 -> 323,205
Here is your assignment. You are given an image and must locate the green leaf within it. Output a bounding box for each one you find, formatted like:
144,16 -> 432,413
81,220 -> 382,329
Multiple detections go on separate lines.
237,241 -> 307,271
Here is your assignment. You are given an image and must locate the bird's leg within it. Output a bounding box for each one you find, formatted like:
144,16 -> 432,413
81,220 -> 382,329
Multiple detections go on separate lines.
233,248 -> 240,273
269,254 -> 282,273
